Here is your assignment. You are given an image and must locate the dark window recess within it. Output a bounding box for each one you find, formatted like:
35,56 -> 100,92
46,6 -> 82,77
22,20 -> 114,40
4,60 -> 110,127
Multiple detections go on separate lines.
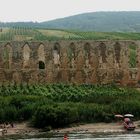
39,61 -> 45,69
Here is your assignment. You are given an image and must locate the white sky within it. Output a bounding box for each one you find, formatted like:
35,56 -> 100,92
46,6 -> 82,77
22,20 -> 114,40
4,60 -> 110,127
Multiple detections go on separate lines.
0,0 -> 140,22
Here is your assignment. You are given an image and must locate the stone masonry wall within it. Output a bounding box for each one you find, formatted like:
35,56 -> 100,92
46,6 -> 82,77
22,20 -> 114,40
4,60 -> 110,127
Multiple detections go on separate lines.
0,40 -> 140,86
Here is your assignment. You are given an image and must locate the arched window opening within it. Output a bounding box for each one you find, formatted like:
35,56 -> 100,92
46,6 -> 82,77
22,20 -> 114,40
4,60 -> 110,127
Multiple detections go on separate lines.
38,44 -> 45,69
128,43 -> 137,68
54,43 -> 60,52
99,43 -> 107,63
84,43 -> 90,56
114,42 -> 121,64
84,43 -> 91,68
23,43 -> 31,68
3,44 -> 12,69
68,43 -> 76,60
39,61 -> 45,69
84,43 -> 90,58
68,43 -> 76,68
53,43 -> 60,65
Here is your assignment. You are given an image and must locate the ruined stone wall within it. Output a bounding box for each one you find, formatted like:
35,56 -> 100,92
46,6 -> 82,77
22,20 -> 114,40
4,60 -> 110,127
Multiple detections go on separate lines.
0,40 -> 140,86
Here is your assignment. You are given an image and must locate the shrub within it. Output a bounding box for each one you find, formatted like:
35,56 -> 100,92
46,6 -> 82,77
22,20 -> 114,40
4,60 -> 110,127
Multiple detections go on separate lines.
3,106 -> 18,122
18,104 -> 35,120
32,104 -> 79,128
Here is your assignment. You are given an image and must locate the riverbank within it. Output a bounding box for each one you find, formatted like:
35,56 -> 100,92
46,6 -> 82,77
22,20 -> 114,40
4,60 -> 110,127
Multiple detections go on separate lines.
53,121 -> 140,134
1,121 -> 140,138
0,122 -> 40,137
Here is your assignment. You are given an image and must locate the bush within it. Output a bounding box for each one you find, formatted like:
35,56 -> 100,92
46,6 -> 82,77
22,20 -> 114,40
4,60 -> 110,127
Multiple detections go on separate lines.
3,106 -> 18,122
77,103 -> 113,123
18,104 -> 35,120
32,104 -> 79,128
112,100 -> 140,118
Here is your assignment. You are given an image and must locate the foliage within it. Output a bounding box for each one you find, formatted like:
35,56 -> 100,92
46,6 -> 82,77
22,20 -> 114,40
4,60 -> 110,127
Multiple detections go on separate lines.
0,84 -> 139,103
33,104 -> 78,128
0,84 -> 139,128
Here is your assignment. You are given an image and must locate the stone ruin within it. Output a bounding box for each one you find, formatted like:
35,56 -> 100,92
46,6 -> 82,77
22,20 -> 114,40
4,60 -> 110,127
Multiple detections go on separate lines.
0,40 -> 140,86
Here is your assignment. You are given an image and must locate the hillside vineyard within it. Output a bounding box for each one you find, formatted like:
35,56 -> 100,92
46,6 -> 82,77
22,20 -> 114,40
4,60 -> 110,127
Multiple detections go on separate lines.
0,40 -> 140,86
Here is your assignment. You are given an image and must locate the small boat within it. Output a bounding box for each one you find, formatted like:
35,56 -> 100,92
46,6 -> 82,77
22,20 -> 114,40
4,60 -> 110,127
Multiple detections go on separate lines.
124,118 -> 135,131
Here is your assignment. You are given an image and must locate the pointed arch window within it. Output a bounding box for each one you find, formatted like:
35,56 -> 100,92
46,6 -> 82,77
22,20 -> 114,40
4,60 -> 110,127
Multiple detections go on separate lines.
3,43 -> 12,69
38,44 -> 45,69
53,43 -> 60,65
23,43 -> 31,68
99,43 -> 107,63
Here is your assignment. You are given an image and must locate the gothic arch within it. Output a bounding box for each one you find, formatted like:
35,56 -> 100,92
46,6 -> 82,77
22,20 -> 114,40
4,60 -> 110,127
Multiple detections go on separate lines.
128,42 -> 137,68
98,42 -> 107,63
84,42 -> 91,57
3,43 -> 12,69
68,42 -> 77,68
68,42 -> 76,59
53,42 -> 60,53
114,42 -> 121,63
38,44 -> 45,69
23,43 -> 31,68
53,43 -> 60,65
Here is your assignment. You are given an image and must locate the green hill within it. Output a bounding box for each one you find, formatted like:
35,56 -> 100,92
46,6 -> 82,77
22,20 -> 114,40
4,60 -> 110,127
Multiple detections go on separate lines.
40,11 -> 140,32
1,11 -> 140,32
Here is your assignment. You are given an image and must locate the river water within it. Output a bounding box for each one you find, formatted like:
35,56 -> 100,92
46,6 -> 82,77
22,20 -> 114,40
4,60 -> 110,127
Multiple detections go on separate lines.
15,133 -> 140,140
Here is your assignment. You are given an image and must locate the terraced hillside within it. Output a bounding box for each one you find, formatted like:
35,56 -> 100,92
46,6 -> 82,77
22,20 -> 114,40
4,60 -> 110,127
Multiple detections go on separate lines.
1,27 -> 140,41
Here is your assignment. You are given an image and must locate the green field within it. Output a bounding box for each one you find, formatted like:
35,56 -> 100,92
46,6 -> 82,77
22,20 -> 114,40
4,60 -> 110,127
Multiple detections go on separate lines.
0,84 -> 140,128
1,27 -> 140,41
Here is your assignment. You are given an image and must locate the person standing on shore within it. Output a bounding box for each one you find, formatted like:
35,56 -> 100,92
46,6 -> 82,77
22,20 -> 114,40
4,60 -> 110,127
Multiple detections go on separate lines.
64,133 -> 68,140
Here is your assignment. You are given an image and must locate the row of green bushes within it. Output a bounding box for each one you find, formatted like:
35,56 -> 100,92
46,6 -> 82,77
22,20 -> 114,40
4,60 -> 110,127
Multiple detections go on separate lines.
25,100 -> 140,128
